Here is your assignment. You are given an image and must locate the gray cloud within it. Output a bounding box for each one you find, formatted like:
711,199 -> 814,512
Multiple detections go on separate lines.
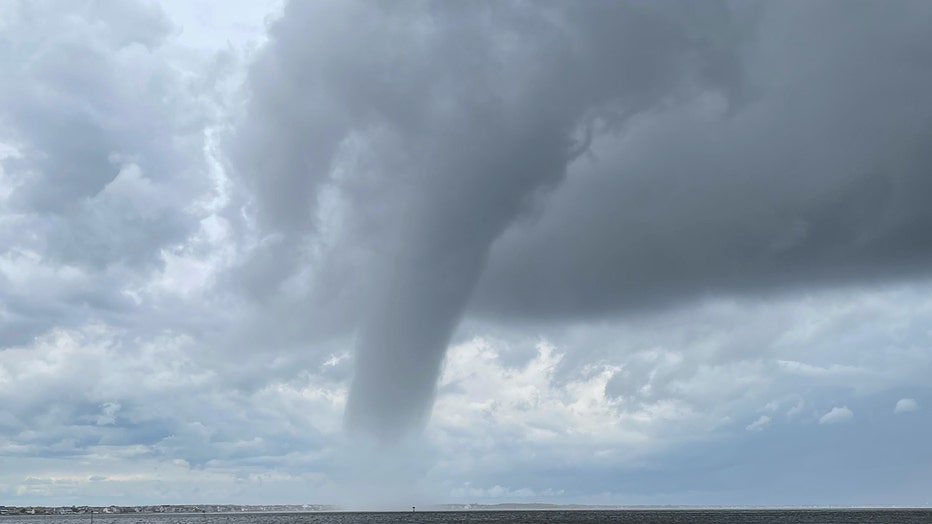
474,1 -> 932,320
229,0 -> 932,440
0,0 -> 227,346
5,0 -> 932,505
232,0 -> 743,439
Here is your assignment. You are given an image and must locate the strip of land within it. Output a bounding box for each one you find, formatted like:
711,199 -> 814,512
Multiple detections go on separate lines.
0,505 -> 334,515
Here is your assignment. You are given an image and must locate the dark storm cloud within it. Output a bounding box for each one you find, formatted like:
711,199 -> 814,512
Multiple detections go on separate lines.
472,1 -> 932,320
233,0 -> 742,438
231,0 -> 932,440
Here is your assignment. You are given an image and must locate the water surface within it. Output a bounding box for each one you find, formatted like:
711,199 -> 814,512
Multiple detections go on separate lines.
4,510 -> 931,524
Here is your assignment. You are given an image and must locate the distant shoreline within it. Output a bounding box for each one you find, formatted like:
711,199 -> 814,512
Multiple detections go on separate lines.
2,505 -> 931,516
0,506 -> 333,516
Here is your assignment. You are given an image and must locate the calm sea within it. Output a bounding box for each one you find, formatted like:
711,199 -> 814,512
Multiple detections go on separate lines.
2,510 -> 931,524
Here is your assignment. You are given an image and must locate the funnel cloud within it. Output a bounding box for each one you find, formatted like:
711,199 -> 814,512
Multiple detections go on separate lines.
230,0 -> 932,440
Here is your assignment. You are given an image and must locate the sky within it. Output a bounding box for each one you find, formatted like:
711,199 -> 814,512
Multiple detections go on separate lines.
1,0 -> 932,509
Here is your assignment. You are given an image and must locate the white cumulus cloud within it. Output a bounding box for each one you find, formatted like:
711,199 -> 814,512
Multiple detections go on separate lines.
894,398 -> 920,414
819,406 -> 854,425
746,415 -> 772,432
